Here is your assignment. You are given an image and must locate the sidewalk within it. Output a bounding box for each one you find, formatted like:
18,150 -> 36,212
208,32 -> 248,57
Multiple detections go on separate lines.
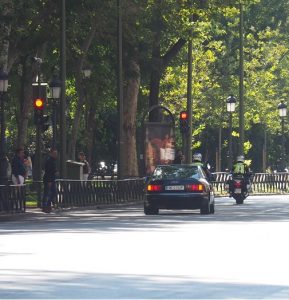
0,201 -> 143,222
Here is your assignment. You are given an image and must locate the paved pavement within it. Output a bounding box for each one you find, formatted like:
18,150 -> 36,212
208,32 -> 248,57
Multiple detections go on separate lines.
1,195 -> 289,299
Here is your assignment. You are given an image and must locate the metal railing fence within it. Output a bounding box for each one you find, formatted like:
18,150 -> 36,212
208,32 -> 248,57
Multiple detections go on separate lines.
252,172 -> 289,193
56,178 -> 145,208
1,172 -> 289,213
0,185 -> 26,213
212,172 -> 289,194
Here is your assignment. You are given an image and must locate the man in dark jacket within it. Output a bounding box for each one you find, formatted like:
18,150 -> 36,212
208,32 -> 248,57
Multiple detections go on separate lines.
42,148 -> 58,213
11,148 -> 26,185
173,150 -> 184,164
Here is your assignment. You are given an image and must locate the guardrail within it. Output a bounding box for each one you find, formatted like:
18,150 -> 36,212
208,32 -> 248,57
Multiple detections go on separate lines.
252,172 -> 289,193
212,172 -> 289,194
0,185 -> 26,213
56,178 -> 145,208
211,172 -> 230,194
1,172 -> 289,213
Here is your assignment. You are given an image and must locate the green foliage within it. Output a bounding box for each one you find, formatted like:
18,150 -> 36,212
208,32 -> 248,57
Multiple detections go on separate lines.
3,0 -> 289,171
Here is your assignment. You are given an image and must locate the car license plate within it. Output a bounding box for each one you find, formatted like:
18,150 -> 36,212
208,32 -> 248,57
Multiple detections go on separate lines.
165,185 -> 184,191
235,188 -> 241,194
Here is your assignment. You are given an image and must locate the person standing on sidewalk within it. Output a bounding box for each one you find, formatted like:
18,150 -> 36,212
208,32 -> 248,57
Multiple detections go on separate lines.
11,148 -> 27,185
78,151 -> 91,181
42,148 -> 59,213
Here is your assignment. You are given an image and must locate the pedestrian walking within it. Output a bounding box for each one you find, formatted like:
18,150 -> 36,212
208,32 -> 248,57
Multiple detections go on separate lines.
78,151 -> 91,180
42,148 -> 59,213
173,149 -> 184,164
11,148 -> 27,185
24,151 -> 33,178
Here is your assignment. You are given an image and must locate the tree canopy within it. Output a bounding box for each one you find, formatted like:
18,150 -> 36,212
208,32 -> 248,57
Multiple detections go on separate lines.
1,0 -> 289,175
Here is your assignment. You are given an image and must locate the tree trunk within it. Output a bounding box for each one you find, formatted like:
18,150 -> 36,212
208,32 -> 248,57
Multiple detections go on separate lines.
17,56 -> 38,148
84,99 -> 97,168
68,23 -> 96,159
17,44 -> 46,149
148,0 -> 186,113
148,40 -> 162,109
0,1 -> 12,71
148,38 -> 186,116
68,68 -> 85,160
122,59 -> 140,177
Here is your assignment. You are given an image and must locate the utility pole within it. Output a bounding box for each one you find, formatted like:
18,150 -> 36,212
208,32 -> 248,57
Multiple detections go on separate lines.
186,1 -> 193,164
239,2 -> 245,156
31,57 -> 44,206
117,0 -> 124,178
60,0 -> 67,178
186,38 -> 193,164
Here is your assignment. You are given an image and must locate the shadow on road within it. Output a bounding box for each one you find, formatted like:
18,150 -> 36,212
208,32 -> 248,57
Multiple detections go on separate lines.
1,195 -> 289,235
0,269 -> 288,299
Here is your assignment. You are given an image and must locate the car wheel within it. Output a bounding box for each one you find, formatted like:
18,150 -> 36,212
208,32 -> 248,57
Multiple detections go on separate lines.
144,203 -> 159,215
200,199 -> 210,215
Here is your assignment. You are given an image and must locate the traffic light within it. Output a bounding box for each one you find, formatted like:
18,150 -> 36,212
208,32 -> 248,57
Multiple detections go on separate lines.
33,97 -> 44,110
33,97 -> 45,125
179,111 -> 189,133
32,83 -> 47,126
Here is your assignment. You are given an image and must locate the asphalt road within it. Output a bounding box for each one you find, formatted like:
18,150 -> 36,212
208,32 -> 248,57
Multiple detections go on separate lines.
1,195 -> 289,299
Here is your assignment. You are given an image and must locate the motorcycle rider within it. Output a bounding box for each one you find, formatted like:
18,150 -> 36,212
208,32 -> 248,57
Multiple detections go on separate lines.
229,155 -> 251,194
192,152 -> 212,180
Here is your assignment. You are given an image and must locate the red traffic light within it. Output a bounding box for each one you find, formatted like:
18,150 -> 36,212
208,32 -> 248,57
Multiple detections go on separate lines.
33,98 -> 44,110
180,111 -> 188,120
179,111 -> 189,133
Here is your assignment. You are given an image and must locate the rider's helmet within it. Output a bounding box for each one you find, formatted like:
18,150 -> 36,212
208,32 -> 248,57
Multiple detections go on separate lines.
193,153 -> 202,162
236,155 -> 244,162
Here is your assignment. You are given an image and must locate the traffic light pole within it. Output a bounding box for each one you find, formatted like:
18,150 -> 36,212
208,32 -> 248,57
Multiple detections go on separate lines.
186,22 -> 193,164
239,2 -> 245,156
35,62 -> 42,207
0,92 -> 7,184
182,133 -> 187,163
51,99 -> 57,148
60,0 -> 67,179
117,0 -> 124,179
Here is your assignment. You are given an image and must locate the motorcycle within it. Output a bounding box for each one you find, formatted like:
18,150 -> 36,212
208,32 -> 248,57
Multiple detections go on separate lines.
225,174 -> 251,205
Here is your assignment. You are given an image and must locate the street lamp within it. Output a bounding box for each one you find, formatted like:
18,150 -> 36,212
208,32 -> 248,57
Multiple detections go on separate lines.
49,74 -> 61,148
226,95 -> 236,170
278,101 -> 287,171
117,0 -> 124,179
0,69 -> 9,184
82,67 -> 92,79
239,2 -> 245,158
60,0 -> 67,179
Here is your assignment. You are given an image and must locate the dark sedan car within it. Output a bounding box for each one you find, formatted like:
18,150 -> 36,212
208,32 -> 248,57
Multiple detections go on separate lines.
144,164 -> 215,215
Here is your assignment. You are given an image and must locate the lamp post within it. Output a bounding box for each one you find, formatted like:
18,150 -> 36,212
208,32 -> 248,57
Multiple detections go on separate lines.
117,0 -> 124,179
82,67 -> 92,79
0,69 -> 8,184
32,58 -> 44,207
49,74 -> 61,148
82,66 -> 91,135
226,95 -> 236,170
278,101 -> 287,171
239,2 -> 245,156
60,0 -> 67,178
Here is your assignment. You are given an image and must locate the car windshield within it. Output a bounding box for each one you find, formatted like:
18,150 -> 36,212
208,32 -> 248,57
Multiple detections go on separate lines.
151,165 -> 202,180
